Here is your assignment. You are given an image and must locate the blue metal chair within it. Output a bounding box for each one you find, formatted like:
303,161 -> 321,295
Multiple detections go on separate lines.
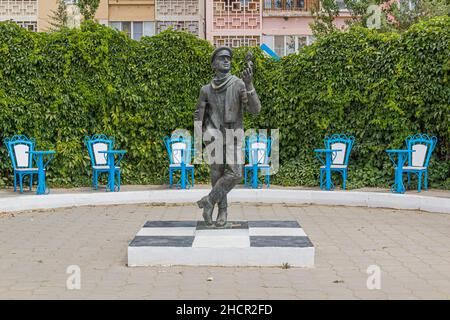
401,134 -> 437,192
84,134 -> 124,191
318,134 -> 355,190
163,133 -> 194,189
244,134 -> 271,189
4,135 -> 38,193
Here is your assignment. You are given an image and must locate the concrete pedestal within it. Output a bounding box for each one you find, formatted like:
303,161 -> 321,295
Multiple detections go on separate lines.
128,220 -> 314,267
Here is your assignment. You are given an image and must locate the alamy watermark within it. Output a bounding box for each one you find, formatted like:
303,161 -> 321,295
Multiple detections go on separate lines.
171,125 -> 280,175
366,5 -> 382,30
66,265 -> 81,290
366,265 -> 381,290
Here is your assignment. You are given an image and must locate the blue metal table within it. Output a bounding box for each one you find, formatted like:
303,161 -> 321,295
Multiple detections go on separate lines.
314,148 -> 341,191
386,149 -> 415,194
29,150 -> 55,195
99,150 -> 126,192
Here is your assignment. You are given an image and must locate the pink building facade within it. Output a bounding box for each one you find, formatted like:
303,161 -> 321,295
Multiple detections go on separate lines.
206,0 -> 350,56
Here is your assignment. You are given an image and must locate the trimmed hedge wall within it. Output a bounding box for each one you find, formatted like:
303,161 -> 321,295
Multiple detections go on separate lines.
0,17 -> 449,189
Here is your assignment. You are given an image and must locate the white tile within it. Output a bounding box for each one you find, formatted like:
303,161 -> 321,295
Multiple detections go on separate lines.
195,229 -> 248,237
136,227 -> 196,236
249,228 -> 306,237
193,229 -> 250,248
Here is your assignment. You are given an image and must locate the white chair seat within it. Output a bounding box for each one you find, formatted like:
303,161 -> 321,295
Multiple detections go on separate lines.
402,166 -> 426,170
93,165 -> 120,170
245,164 -> 270,167
15,168 -> 39,172
320,165 -> 347,169
170,164 -> 193,168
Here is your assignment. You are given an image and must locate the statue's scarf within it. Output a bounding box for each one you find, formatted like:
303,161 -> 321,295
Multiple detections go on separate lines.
211,73 -> 239,123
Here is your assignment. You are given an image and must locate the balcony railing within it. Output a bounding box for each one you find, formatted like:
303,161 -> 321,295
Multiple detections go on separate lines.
263,0 -> 317,13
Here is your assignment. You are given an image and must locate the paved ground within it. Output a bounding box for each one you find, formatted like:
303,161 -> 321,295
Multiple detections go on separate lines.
0,203 -> 449,300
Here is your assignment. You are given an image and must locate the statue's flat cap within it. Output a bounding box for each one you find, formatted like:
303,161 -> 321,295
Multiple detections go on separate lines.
211,46 -> 232,63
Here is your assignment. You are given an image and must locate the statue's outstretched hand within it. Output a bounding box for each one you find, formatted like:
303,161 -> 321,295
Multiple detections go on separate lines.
241,66 -> 253,87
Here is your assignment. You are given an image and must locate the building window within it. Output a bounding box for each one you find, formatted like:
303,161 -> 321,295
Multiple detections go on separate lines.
133,22 -> 143,40
143,22 -> 155,37
11,20 -> 37,32
264,0 -> 307,10
335,0 -> 348,11
270,35 -> 311,57
110,21 -> 121,31
156,21 -> 199,36
109,21 -> 155,39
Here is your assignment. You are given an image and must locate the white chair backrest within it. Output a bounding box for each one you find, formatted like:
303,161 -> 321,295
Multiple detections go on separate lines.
14,144 -> 30,168
411,144 -> 428,167
172,142 -> 187,164
250,142 -> 267,164
92,142 -> 108,165
331,142 -> 347,165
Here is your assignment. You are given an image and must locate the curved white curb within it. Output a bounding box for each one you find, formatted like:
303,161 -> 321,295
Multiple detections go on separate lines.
0,189 -> 449,214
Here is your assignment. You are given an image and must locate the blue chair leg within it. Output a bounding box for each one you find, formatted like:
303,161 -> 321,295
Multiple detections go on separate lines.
117,170 -> 121,191
93,170 -> 98,190
29,174 -> 33,191
13,172 -> 17,192
342,170 -> 347,190
424,171 -> 428,191
319,169 -> 323,190
19,173 -> 24,193
244,167 -> 247,187
417,172 -> 422,193
266,168 -> 270,188
191,168 -> 194,187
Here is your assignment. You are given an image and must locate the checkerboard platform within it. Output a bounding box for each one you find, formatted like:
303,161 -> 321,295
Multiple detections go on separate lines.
128,221 -> 314,267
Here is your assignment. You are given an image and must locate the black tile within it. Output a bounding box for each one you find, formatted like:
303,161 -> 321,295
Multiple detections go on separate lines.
143,221 -> 197,228
250,236 -> 313,248
248,221 -> 301,228
196,221 -> 249,230
129,236 -> 194,247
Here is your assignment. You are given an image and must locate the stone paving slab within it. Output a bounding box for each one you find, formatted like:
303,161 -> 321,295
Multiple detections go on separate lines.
0,203 -> 449,299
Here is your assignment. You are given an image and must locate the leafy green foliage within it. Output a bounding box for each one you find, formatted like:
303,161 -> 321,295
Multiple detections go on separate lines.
76,0 -> 100,21
0,17 -> 448,189
311,0 -> 450,36
380,0 -> 450,33
48,0 -> 68,31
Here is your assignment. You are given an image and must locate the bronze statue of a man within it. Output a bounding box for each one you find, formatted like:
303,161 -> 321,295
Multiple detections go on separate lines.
194,46 -> 261,227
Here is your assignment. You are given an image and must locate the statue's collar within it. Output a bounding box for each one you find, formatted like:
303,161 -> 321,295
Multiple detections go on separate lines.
211,73 -> 237,91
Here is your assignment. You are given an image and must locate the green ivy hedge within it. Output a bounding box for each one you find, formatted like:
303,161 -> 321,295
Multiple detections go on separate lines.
0,17 -> 448,189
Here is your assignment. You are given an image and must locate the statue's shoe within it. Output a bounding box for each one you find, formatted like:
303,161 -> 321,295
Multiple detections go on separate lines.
197,196 -> 214,226
215,208 -> 227,227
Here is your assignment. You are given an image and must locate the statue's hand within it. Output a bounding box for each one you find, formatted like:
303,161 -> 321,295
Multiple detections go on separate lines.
241,66 -> 253,87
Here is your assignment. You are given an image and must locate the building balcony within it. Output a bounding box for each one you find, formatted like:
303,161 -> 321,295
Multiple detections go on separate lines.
263,0 -> 318,16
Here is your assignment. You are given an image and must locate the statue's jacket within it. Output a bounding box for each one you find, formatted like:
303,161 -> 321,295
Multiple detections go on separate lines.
194,75 -> 261,134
